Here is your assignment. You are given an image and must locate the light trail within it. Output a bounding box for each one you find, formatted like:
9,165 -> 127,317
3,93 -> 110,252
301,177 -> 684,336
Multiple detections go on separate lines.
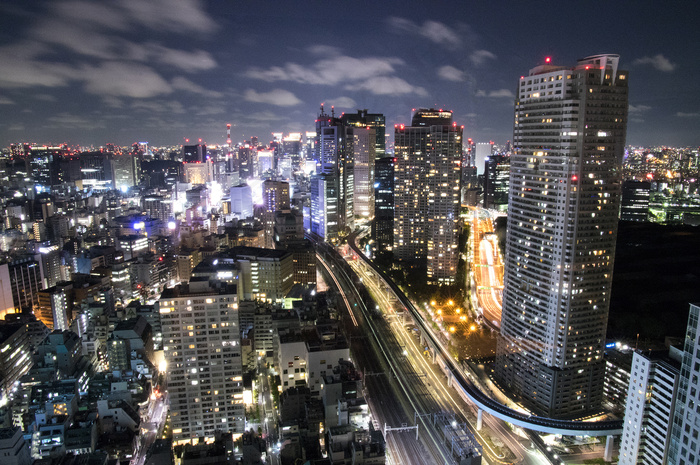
317,253 -> 358,326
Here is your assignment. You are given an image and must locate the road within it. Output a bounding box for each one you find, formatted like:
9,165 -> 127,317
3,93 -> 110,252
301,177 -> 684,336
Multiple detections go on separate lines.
317,251 -> 443,464
349,250 -> 550,465
470,208 -> 504,329
131,390 -> 169,465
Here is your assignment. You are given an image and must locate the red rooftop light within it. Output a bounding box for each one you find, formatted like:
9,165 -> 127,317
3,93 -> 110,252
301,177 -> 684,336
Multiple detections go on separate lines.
545,57 -> 551,63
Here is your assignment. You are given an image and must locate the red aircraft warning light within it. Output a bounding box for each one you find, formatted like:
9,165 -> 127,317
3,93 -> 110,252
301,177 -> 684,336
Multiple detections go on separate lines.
545,57 -> 551,64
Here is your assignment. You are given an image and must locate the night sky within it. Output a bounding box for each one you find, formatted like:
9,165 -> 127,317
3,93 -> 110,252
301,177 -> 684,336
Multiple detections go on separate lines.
1,0 -> 699,148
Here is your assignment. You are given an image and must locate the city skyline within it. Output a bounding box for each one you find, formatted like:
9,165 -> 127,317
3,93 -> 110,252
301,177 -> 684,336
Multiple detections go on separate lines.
1,1 -> 699,148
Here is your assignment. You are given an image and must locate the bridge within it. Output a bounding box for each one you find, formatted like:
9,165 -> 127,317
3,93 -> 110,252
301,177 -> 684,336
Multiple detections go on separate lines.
344,231 -> 623,441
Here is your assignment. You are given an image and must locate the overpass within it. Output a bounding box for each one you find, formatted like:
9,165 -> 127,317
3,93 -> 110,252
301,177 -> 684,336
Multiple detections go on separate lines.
345,231 -> 623,439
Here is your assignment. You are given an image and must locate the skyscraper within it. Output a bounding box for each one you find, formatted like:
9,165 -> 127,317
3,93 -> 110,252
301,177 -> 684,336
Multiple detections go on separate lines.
393,109 -> 462,285
496,54 -> 628,418
373,156 -> 395,251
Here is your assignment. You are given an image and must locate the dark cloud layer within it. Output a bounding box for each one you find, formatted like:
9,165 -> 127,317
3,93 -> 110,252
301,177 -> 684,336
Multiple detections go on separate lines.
0,0 -> 698,147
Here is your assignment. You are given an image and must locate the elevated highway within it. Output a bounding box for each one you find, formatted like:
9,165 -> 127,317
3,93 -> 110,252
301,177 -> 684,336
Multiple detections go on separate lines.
346,231 -> 623,438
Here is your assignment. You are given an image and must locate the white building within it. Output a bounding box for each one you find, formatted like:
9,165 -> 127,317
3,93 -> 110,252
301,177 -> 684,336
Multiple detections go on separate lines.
159,279 -> 244,443
619,351 -> 680,464
668,303 -> 700,464
230,184 -> 253,220
496,54 -> 629,418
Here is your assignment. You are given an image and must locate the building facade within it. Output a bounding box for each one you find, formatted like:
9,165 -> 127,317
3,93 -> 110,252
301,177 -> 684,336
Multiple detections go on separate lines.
159,280 -> 244,444
393,109 -> 462,285
668,303 -> 700,464
619,350 -> 679,465
496,54 -> 629,418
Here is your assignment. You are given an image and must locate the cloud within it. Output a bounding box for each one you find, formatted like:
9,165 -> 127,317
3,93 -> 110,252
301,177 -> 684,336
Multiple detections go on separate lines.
628,104 -> 651,113
470,50 -> 496,66
171,77 -> 223,98
119,0 -> 218,33
476,89 -> 514,99
633,54 -> 676,72
244,89 -> 302,107
45,112 -> 106,130
0,95 -> 14,105
81,62 -> 172,98
438,66 -> 465,82
149,45 -> 217,72
246,55 -> 404,86
246,53 -> 426,97
676,112 -> 700,118
307,45 -> 342,56
0,0 -> 219,94
131,100 -> 186,114
0,42 -> 76,88
346,76 -> 427,96
325,97 -> 357,108
245,111 -> 287,122
388,17 -> 461,47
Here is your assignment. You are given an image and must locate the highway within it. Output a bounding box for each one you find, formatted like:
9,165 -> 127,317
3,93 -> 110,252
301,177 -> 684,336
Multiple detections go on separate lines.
317,246 -> 474,464
351,258 -> 538,465
470,208 -> 503,329
345,230 -> 623,437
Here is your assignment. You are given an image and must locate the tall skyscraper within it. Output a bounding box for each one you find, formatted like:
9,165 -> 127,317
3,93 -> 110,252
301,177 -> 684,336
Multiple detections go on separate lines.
340,109 -> 386,159
373,156 -> 395,251
159,279 -> 244,443
393,109 -> 462,285
347,127 -> 376,219
496,54 -> 628,418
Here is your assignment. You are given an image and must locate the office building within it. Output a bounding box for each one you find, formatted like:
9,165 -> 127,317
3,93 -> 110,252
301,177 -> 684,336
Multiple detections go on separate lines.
619,350 -> 680,465
393,109 -> 462,285
620,180 -> 651,221
225,247 -> 294,302
310,173 -> 339,242
373,156 -> 394,251
668,303 -> 700,464
230,184 -> 254,220
348,127 -> 376,219
159,279 -> 244,444
496,54 -> 629,418
341,109 -> 386,159
483,154 -> 510,212
182,144 -> 206,163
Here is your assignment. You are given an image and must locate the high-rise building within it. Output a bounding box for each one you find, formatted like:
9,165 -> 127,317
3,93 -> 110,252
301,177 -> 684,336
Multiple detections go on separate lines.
393,109 -> 462,285
182,144 -> 207,163
483,154 -> 510,212
158,280 -> 244,444
620,180 -> 651,221
347,127 -> 376,219
496,54 -> 629,418
262,180 -> 291,249
310,173 -> 339,242
619,350 -> 680,465
373,157 -> 394,250
668,303 -> 700,464
340,109 -> 386,159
